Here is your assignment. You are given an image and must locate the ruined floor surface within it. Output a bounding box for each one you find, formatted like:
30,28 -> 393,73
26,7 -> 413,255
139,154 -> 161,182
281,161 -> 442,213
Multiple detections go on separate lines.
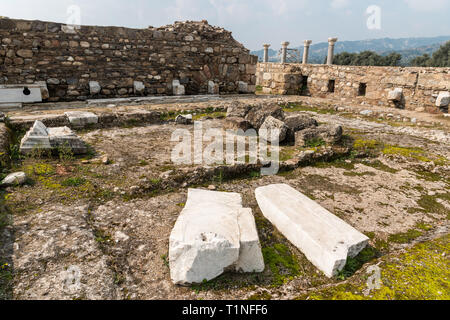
0,97 -> 448,300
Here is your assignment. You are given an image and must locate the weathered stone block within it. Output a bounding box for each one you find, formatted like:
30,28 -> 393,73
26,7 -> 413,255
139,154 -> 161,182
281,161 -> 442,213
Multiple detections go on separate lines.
172,80 -> 185,96
133,81 -> 145,94
89,81 -> 101,95
245,105 -> 285,130
208,81 -> 219,94
1,172 -> 27,186
295,124 -> 343,147
235,208 -> 265,273
65,111 -> 99,127
259,116 -> 288,143
388,88 -> 403,101
175,114 -> 192,125
255,184 -> 369,278
224,117 -> 252,131
169,189 -> 264,285
436,91 -> 450,107
16,49 -> 33,58
227,104 -> 252,118
284,114 -> 318,132
20,121 -> 88,154
238,81 -> 248,93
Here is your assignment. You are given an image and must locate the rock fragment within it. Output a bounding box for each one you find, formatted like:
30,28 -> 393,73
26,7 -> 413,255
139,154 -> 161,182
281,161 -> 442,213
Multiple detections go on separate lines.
1,172 -> 27,186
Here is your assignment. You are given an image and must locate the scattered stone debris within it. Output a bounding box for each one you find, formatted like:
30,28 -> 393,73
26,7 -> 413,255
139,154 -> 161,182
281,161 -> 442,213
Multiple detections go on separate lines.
169,189 -> 264,285
225,104 -> 343,146
19,120 -> 88,154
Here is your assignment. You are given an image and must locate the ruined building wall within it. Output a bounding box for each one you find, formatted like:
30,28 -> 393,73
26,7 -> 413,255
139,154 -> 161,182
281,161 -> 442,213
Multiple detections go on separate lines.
257,63 -> 450,113
0,18 -> 257,102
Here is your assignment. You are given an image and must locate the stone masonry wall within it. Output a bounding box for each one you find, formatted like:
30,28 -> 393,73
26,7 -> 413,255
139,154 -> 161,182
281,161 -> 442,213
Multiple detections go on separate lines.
257,63 -> 450,113
0,18 -> 257,102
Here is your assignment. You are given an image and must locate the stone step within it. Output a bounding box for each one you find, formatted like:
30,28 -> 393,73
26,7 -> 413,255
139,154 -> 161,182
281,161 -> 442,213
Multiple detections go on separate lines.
255,184 -> 369,278
169,189 -> 264,285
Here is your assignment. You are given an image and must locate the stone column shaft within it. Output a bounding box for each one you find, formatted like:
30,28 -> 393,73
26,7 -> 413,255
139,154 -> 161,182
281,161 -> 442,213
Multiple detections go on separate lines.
281,41 -> 290,64
263,44 -> 271,63
303,40 -> 312,64
327,38 -> 338,65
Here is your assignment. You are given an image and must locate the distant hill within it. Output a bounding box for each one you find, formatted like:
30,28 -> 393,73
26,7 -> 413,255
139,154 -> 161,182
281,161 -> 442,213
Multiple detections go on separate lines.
251,36 -> 450,65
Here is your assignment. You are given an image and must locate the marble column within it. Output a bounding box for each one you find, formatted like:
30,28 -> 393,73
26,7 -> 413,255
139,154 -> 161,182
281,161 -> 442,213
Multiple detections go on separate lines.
326,38 -> 338,65
281,41 -> 290,64
303,40 -> 312,64
263,44 -> 271,63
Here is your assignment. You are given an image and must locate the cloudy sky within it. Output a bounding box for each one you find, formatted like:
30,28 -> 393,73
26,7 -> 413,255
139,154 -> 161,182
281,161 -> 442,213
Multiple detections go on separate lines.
1,0 -> 449,50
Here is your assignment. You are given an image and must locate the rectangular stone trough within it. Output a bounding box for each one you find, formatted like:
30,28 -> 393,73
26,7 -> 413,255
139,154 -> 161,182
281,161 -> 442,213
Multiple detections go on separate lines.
255,184 -> 369,278
169,189 -> 264,285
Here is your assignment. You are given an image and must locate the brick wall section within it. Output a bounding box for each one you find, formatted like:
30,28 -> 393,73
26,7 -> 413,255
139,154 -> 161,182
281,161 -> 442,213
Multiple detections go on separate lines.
257,63 -> 450,113
0,18 -> 257,101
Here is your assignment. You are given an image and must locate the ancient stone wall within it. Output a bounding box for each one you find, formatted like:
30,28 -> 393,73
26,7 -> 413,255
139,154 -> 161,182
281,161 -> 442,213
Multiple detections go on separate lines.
0,18 -> 257,102
257,63 -> 450,113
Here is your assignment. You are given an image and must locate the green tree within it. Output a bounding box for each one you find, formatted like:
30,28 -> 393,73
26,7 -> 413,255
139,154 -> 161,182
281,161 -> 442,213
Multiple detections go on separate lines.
410,54 -> 431,67
333,51 -> 401,66
409,41 -> 450,67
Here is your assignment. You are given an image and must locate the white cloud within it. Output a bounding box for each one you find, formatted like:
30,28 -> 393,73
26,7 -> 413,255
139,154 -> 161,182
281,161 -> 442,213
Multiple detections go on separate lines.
404,0 -> 448,11
330,0 -> 350,9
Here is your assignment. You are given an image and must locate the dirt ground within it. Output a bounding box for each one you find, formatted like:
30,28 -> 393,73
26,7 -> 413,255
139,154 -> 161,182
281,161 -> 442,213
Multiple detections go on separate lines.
0,98 -> 448,300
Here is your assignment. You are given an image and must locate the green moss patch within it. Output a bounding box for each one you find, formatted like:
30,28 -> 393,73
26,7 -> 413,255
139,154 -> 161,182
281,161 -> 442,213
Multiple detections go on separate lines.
337,246 -> 379,280
363,160 -> 398,174
61,177 -> 87,187
300,235 -> 450,300
262,243 -> 301,287
383,145 -> 448,165
248,291 -> 272,300
388,229 -> 423,244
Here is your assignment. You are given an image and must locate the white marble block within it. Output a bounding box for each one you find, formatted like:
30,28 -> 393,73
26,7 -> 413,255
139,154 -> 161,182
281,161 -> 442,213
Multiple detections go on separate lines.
65,111 -> 99,126
255,184 -> 369,278
169,189 -> 264,285
235,208 -> 265,273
